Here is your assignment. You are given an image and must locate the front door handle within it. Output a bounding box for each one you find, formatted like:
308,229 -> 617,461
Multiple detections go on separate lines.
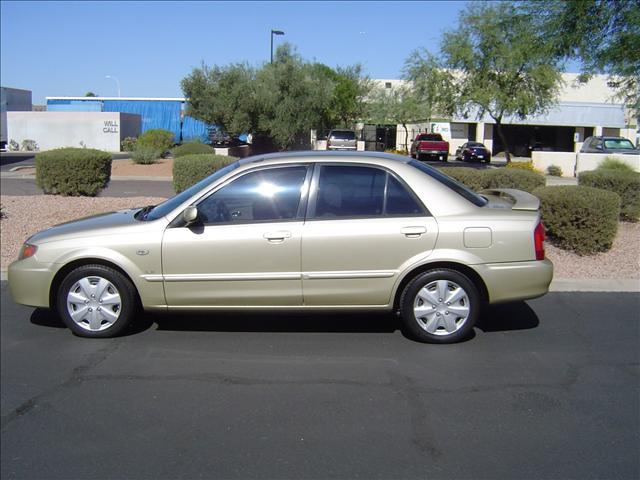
401,226 -> 427,238
263,231 -> 292,242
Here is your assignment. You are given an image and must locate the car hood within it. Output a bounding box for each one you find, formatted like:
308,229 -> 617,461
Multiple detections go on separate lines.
28,208 -> 142,244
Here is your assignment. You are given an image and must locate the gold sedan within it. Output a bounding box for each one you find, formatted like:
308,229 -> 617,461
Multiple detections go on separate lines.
9,152 -> 553,343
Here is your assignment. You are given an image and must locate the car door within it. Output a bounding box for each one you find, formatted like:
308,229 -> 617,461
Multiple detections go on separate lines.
301,163 -> 438,306
162,164 -> 310,307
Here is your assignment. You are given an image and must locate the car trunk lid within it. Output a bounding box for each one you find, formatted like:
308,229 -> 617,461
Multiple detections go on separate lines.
480,188 -> 540,211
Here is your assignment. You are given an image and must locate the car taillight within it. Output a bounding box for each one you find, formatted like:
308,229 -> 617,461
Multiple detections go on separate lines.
534,222 -> 545,260
19,243 -> 37,260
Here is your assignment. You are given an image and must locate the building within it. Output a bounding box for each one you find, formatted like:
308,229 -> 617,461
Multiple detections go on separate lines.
45,97 -> 212,144
371,74 -> 637,157
1,86 -> 33,149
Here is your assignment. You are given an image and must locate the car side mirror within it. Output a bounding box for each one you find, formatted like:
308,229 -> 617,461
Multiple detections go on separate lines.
182,206 -> 198,225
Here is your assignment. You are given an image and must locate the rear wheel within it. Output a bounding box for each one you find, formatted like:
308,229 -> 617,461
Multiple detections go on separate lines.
57,264 -> 137,338
399,269 -> 480,343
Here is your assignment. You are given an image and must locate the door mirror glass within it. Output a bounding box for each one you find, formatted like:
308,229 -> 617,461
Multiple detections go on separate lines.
182,205 -> 198,225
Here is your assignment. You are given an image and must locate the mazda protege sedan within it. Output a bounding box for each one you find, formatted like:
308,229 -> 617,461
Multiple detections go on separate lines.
9,152 -> 553,343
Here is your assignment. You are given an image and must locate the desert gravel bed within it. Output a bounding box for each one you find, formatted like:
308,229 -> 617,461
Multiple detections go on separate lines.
1,194 -> 639,279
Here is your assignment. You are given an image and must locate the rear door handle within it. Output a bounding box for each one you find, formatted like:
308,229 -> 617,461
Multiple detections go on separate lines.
263,231 -> 292,242
401,226 -> 427,238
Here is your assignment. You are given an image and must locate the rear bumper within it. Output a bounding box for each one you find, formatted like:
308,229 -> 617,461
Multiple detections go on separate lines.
8,257 -> 56,308
473,259 -> 553,304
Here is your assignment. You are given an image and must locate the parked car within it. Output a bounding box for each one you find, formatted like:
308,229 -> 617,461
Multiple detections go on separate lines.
410,133 -> 449,161
580,136 -> 639,154
9,152 -> 553,343
455,142 -> 492,163
327,129 -> 357,151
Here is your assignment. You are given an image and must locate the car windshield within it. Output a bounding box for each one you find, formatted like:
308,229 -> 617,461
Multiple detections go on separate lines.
468,142 -> 484,147
142,161 -> 241,221
418,134 -> 442,141
409,160 -> 488,207
331,131 -> 356,140
604,139 -> 635,150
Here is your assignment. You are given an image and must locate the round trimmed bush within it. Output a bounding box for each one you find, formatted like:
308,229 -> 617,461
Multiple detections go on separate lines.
131,146 -> 161,165
173,154 -> 238,193
36,148 -> 112,196
441,167 -> 487,192
547,165 -> 563,177
484,168 -> 545,193
579,169 -> 640,222
172,142 -> 215,157
534,186 -> 621,255
137,129 -> 175,154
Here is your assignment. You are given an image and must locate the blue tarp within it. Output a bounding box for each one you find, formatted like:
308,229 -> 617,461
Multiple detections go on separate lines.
102,100 -> 182,141
182,116 -> 211,143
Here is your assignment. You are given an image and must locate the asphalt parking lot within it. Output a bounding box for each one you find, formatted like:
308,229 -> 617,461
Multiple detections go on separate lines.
1,281 -> 638,479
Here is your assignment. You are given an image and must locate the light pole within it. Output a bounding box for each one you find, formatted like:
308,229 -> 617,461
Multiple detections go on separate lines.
105,75 -> 121,97
270,29 -> 285,64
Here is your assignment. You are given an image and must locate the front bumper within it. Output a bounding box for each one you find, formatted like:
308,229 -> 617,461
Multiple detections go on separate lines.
473,259 -> 554,304
8,257 -> 57,308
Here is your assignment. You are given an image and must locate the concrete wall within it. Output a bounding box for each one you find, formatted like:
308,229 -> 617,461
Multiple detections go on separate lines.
532,151 -> 578,177
6,112 -> 140,152
533,151 -> 640,176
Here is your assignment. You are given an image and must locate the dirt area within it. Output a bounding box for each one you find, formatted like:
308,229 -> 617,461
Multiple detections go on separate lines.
1,194 -> 638,279
11,157 -> 174,178
110,157 -> 173,177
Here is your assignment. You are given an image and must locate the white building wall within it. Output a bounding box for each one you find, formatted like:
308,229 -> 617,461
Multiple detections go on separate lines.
6,112 -> 140,152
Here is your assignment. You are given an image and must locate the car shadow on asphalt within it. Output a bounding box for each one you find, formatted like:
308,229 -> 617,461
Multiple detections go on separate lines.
29,301 -> 539,338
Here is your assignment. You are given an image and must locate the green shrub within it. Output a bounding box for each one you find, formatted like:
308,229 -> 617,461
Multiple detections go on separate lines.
121,136 -> 138,152
597,156 -> 635,172
506,160 -> 538,172
131,146 -> 161,165
172,142 -> 215,157
547,165 -> 563,177
441,167 -> 487,192
579,169 -> 640,221
534,186 -> 620,255
484,168 -> 545,193
173,154 -> 238,193
137,129 -> 175,154
36,148 -> 112,196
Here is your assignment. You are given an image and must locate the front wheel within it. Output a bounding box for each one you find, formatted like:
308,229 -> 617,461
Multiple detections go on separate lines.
57,264 -> 137,338
399,269 -> 481,343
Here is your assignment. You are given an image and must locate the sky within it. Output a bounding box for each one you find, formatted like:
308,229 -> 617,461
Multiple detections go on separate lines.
1,0 -> 469,104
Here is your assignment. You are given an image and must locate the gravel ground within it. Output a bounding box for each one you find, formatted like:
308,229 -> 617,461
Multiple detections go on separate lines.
1,194 -> 638,279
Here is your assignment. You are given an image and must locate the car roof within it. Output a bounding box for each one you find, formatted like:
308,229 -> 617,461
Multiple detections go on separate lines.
238,150 -> 412,167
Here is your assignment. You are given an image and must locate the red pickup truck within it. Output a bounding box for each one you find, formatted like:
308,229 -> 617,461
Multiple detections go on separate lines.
410,133 -> 449,161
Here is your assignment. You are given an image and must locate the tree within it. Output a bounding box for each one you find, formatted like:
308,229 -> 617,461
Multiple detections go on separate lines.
181,43 -> 369,150
366,84 -> 424,152
181,62 -> 259,136
522,0 -> 640,117
432,2 -> 564,161
85,92 -> 97,97
404,49 -> 457,125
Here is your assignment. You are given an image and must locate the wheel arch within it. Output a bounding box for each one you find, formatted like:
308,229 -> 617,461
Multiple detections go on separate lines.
49,258 -> 142,310
392,261 -> 489,311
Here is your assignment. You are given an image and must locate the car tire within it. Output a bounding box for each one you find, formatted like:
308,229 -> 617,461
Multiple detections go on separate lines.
57,264 -> 137,338
399,269 -> 480,344
416,153 -> 422,161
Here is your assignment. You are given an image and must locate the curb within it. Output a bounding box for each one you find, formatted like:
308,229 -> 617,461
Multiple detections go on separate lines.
0,269 -> 637,292
549,278 -> 640,292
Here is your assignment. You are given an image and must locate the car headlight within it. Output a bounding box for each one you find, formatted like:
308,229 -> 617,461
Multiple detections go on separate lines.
19,243 -> 38,260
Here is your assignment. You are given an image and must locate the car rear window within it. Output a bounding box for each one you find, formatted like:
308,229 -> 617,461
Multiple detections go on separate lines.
330,130 -> 356,140
603,139 -> 635,150
417,134 -> 443,141
409,160 -> 488,207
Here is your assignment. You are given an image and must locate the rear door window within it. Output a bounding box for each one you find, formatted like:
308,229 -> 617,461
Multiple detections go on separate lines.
309,165 -> 426,218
